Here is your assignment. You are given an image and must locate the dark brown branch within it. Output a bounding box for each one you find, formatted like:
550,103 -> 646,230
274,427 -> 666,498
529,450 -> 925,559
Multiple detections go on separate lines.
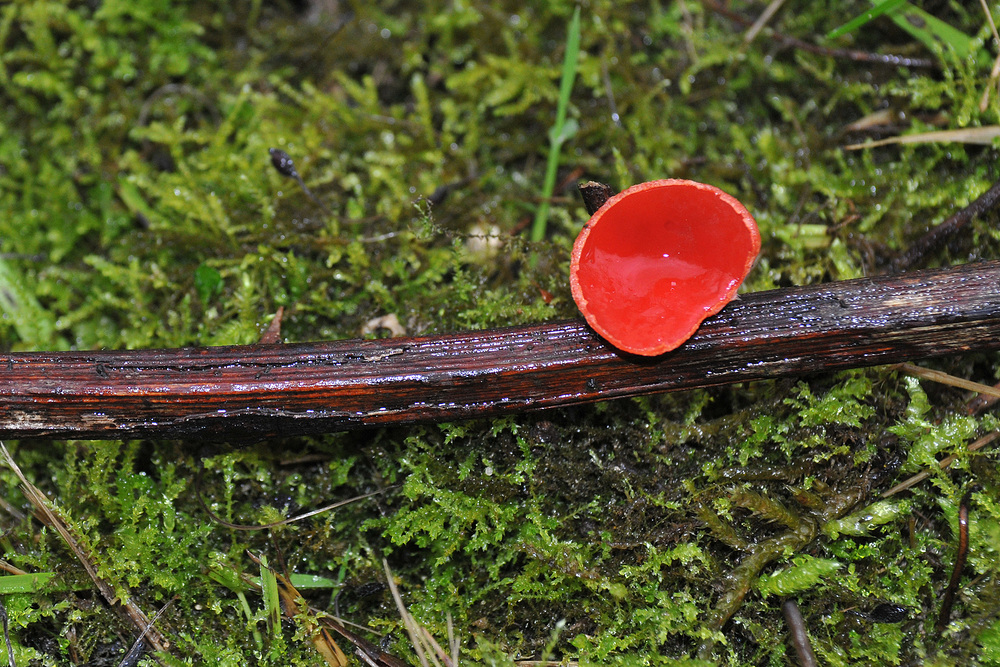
936,486 -> 975,632
892,177 -> 1000,272
701,0 -> 937,69
782,600 -> 818,667
3,262 -> 1000,441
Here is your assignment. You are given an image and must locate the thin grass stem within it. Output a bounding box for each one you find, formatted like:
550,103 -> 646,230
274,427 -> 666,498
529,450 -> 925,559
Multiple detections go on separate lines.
530,7 -> 581,243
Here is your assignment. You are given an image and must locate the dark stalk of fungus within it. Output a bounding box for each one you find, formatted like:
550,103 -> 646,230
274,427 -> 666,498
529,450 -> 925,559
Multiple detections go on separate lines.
4,262 -> 1000,441
578,180 -> 617,216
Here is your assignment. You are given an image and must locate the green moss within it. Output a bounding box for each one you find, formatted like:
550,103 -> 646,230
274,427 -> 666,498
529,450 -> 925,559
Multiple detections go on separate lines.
2,1 -> 1000,664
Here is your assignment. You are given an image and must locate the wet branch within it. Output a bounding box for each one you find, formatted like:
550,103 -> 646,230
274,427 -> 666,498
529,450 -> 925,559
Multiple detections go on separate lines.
892,177 -> 1000,271
3,261 -> 1000,441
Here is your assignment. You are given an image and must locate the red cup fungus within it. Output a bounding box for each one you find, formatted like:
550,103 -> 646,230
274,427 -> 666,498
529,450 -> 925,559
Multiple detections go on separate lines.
570,179 -> 760,356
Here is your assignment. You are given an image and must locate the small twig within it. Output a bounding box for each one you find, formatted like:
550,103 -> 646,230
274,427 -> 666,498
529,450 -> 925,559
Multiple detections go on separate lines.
317,617 -> 408,667
0,496 -> 26,524
382,559 -> 458,667
117,597 -> 176,667
881,432 -> 997,498
383,559 -> 433,667
198,487 -> 387,531
743,0 -> 787,46
0,560 -> 27,577
447,613 -> 458,667
936,487 -> 975,632
702,0 -> 936,69
782,599 -> 818,667
967,382 -> 1000,414
842,126 -> 1000,152
0,445 -> 169,657
892,175 -> 1000,272
894,363 -> 1000,400
418,627 -> 452,667
980,55 -> 1000,113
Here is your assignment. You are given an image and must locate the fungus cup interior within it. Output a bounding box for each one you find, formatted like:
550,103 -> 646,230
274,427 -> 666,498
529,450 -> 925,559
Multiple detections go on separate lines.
570,179 -> 760,356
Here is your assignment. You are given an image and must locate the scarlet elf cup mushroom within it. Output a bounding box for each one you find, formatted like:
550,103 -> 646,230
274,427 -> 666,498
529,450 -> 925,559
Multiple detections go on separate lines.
570,179 -> 761,356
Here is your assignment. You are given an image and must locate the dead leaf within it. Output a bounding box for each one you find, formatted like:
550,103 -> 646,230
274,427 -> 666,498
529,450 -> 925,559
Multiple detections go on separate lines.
361,314 -> 406,337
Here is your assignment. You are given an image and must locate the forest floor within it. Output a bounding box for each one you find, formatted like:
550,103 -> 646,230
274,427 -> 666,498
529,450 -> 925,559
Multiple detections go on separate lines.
1,1 -> 1000,665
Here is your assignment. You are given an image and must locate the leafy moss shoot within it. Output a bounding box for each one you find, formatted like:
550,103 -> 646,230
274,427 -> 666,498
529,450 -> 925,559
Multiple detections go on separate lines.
1,1 -> 1000,665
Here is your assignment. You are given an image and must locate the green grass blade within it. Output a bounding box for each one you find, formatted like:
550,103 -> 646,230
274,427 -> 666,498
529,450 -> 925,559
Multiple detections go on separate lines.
553,6 -> 582,139
0,573 -> 57,594
826,0 -> 976,60
248,572 -> 340,589
530,6 -> 581,243
237,590 -> 264,650
826,0 -> 906,40
258,555 -> 281,642
885,3 -> 975,59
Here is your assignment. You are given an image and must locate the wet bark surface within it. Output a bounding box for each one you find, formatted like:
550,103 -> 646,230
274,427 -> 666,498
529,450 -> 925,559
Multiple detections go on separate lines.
3,261 -> 1000,441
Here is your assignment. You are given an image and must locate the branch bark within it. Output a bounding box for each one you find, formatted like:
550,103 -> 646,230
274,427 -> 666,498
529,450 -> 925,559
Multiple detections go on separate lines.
3,261 -> 1000,441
